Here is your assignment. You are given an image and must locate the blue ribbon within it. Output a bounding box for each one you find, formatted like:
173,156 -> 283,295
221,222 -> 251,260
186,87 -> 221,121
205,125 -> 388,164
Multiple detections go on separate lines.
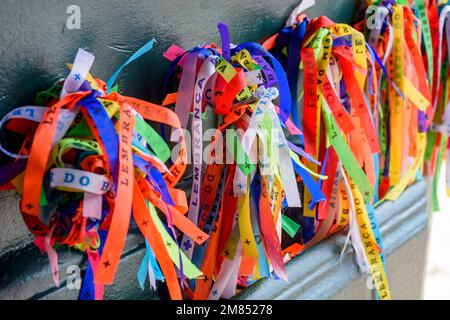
82,93 -> 119,188
366,43 -> 404,99
286,21 -> 307,134
218,22 -> 231,62
137,240 -> 165,290
107,39 -> 156,93
291,159 -> 326,210
302,216 -> 315,243
250,172 -> 270,278
79,230 -> 107,300
233,42 -> 292,124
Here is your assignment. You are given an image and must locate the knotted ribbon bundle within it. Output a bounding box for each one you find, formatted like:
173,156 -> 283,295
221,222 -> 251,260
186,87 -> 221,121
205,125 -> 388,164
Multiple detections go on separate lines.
0,44 -> 208,300
408,0 -> 450,210
160,12 -> 390,298
263,12 -> 389,299
160,19 -> 324,298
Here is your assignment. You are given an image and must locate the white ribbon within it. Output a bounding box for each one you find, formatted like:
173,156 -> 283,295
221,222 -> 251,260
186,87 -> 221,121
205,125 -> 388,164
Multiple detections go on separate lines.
182,55 -> 218,259
285,0 -> 316,27
50,168 -> 111,195
339,163 -> 370,273
60,48 -> 95,98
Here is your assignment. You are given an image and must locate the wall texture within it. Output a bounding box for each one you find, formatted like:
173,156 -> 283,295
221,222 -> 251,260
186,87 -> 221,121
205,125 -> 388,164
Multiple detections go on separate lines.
0,0 -> 429,300
0,0 -> 357,117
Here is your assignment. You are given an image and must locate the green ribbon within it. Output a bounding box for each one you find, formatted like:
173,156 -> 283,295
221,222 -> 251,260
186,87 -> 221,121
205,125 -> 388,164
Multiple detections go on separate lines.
416,0 -> 434,85
322,106 -> 374,203
282,214 -> 301,238
134,117 -> 171,162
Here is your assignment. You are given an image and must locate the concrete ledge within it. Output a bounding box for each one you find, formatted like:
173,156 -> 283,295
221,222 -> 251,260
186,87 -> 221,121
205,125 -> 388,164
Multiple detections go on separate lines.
0,225 -> 160,300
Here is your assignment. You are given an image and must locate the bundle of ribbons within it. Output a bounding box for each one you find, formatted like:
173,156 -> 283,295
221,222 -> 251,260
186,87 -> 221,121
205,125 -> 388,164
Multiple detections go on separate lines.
0,44 -> 208,300
0,0 -> 449,301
